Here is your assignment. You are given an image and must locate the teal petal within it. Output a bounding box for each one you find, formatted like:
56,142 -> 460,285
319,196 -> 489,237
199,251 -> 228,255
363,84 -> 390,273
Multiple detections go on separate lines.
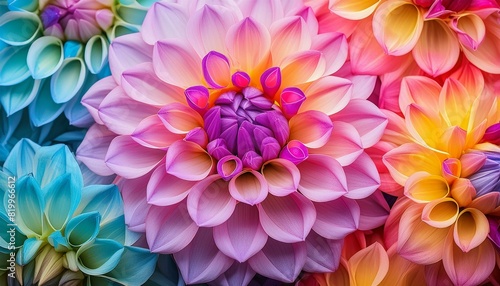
116,5 -> 147,25
43,174 -> 81,230
66,212 -> 101,248
76,238 -> 124,276
77,185 -> 123,225
87,276 -> 123,286
0,11 -> 41,46
28,79 -> 65,126
84,35 -> 108,74
108,23 -> 138,39
15,176 -> 44,236
17,237 -> 43,265
135,0 -> 157,7
0,213 -> 26,251
96,215 -> 125,244
143,255 -> 183,286
27,36 -> 64,79
0,76 -> 41,116
0,45 -> 30,85
102,246 -> 157,285
64,40 -> 83,58
3,138 -> 40,177
7,0 -> 39,12
50,57 -> 86,103
47,230 -> 71,252
32,142 -> 83,190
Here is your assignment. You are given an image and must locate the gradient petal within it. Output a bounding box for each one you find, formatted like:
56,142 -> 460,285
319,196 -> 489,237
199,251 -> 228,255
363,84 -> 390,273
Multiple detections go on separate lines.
270,16 -> 312,65
399,76 -> 441,117
421,198 -> 459,228
76,124 -> 115,176
289,110 -> 333,148
165,140 -> 213,181
348,242 -> 389,286
261,159 -> 300,197
141,2 -> 188,44
81,76 -> 117,125
108,33 -> 153,83
131,115 -> 184,149
311,32 -> 348,75
343,152 -> 380,199
453,208 -> 489,252
300,76 -> 352,116
405,171 -> 449,203
146,162 -> 196,206
229,170 -> 268,205
313,197 -> 360,240
329,0 -> 381,20
303,230 -> 343,272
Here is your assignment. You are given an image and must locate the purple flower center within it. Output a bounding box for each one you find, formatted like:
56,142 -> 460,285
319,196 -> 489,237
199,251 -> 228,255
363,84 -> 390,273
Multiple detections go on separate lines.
40,5 -> 67,29
204,87 -> 289,173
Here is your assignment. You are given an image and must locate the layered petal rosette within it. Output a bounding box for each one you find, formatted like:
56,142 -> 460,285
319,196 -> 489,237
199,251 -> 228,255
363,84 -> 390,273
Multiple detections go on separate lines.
77,0 -> 388,283
381,71 -> 500,284
0,0 -> 155,127
0,139 -> 157,285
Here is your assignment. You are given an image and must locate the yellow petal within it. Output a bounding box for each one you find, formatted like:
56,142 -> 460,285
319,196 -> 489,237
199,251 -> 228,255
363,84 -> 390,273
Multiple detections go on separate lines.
453,208 -> 490,252
348,242 -> 389,286
422,198 -> 459,228
405,104 -> 444,150
329,0 -> 381,20
405,171 -> 449,203
439,78 -> 473,129
379,245 -> 426,286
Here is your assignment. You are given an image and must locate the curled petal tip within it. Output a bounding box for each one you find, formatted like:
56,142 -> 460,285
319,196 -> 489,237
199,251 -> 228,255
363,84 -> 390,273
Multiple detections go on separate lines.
217,155 -> 243,181
260,67 -> 281,98
232,71 -> 251,88
280,87 -> 306,119
280,140 -> 309,165
185,85 -> 210,114
202,50 -> 230,88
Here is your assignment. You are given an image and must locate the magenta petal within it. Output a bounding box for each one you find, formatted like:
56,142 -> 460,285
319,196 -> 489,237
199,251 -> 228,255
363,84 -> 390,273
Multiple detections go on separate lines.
258,192 -> 316,243
165,140 -> 213,181
131,115 -> 183,149
204,106 -> 222,140
184,127 -> 208,148
116,175 -> 151,232
202,50 -> 231,88
229,170 -> 268,205
343,152 -> 380,199
313,197 -> 360,240
248,238 -> 306,283
482,123 -> 500,144
217,155 -> 243,180
232,71 -> 251,88
237,122 -> 255,158
187,175 -> 236,227
185,85 -> 210,114
174,228 -> 233,284
147,162 -> 196,206
212,262 -> 256,286
105,135 -> 165,179
260,137 -> 281,162
146,202 -> 198,253
207,139 -> 231,160
81,77 -> 117,125
488,217 -> 500,248
76,124 -> 115,176
303,230 -> 343,272
213,203 -> 268,262
280,87 -> 306,119
279,140 -> 309,165
260,67 -> 281,98
241,151 -> 264,170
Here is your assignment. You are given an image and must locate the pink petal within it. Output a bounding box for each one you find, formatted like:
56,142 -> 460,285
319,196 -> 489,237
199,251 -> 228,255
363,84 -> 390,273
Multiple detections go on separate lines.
98,86 -> 159,135
303,230 -> 343,272
248,238 -> 306,283
450,13 -> 486,50
76,124 -> 115,176
333,61 -> 377,100
311,32 -> 348,75
257,192 -> 316,243
289,110 -> 333,148
226,17 -> 271,71
228,170 -> 268,205
299,76 -> 352,116
141,2 -> 188,44
261,159 -> 300,197
310,121 -> 363,166
462,15 -> 500,73
187,175 -> 236,227
237,0 -> 284,29
81,76 -> 117,125
443,232 -> 496,286
398,76 -> 441,117
158,102 -> 204,135
174,227 -> 233,284
330,99 -> 388,148
131,115 -> 183,149
186,4 -> 238,57
412,19 -> 460,76
270,16 -> 312,65
146,202 -> 198,253
357,191 -> 390,230
116,174 -> 151,232
105,135 -> 165,179
153,39 -> 202,88
313,197 -> 360,240
212,262 -> 256,286
108,33 -> 153,83
280,50 -> 326,87
297,154 -> 348,202
146,162 -> 196,206
213,203 -> 268,262
165,140 -> 213,181
121,62 -> 186,106
343,152 -> 380,199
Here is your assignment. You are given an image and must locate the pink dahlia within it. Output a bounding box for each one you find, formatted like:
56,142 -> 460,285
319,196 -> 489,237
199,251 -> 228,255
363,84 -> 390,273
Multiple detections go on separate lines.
77,0 -> 388,283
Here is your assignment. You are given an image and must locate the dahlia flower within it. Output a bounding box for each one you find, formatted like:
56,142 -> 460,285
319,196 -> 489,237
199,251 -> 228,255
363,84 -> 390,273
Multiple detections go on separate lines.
381,71 -> 500,284
0,0 -> 155,127
0,139 -> 157,285
77,0 -> 388,283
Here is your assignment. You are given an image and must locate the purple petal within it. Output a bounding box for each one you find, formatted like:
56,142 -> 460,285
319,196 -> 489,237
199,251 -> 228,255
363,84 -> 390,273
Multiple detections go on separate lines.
185,85 -> 210,114
267,111 -> 290,146
243,87 -> 273,109
232,71 -> 251,88
260,67 -> 281,98
237,122 -> 256,158
313,197 -> 360,240
279,140 -> 309,165
482,123 -> 500,145
280,87 -> 306,119
184,127 -> 208,148
303,231 -> 343,272
202,51 -> 230,88
215,90 -> 238,105
40,5 -> 64,28
260,137 -> 281,162
207,139 -> 232,160
203,106 -> 222,141
217,155 -> 243,181
488,217 -> 500,248
242,151 -> 263,170
220,123 -> 239,153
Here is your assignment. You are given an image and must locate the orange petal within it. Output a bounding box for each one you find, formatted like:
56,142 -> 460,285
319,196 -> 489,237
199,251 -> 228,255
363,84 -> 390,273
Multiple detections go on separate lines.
405,104 -> 444,150
421,198 -> 459,228
450,178 -> 476,207
348,242 -> 389,286
453,208 -> 490,252
441,158 -> 461,184
380,244 -> 426,286
437,126 -> 466,159
405,171 -> 449,203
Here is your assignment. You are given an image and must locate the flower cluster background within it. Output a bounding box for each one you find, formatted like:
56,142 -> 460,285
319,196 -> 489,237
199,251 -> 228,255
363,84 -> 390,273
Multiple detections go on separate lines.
0,0 -> 499,285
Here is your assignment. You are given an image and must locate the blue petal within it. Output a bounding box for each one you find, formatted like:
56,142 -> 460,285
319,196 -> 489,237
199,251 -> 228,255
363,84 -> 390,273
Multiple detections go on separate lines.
50,57 -> 86,104
32,143 -> 83,191
103,246 -> 158,285
0,45 -> 30,85
65,211 -> 101,248
77,185 -> 123,225
0,76 -> 41,116
143,255 -> 184,286
76,238 -> 124,276
116,5 -> 147,25
0,11 -> 41,46
17,237 -> 43,265
0,211 -> 26,250
63,40 -> 83,58
28,79 -> 66,127
96,215 -> 126,244
47,230 -> 71,252
3,138 -> 40,177
84,35 -> 108,74
26,36 -> 64,79
43,173 -> 81,230
7,0 -> 39,12
15,176 -> 44,236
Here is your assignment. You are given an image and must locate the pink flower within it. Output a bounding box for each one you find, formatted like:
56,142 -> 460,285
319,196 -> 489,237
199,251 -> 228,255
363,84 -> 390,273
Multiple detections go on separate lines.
77,0 -> 387,283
